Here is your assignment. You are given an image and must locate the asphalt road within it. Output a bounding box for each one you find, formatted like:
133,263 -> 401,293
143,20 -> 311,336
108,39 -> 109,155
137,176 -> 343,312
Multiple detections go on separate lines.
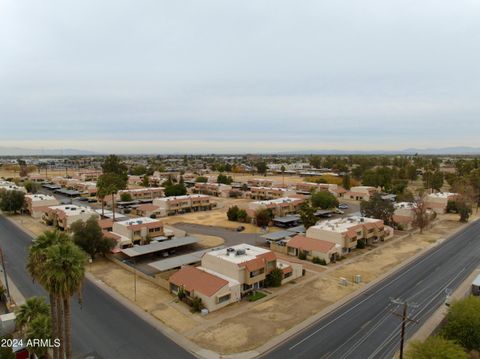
0,215 -> 194,359
264,219 -> 480,359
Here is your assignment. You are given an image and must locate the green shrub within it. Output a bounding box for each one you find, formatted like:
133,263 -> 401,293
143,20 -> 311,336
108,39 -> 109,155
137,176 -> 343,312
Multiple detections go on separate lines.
312,257 -> 327,265
265,268 -> 283,287
191,296 -> 203,312
298,251 -> 307,260
356,239 -> 366,249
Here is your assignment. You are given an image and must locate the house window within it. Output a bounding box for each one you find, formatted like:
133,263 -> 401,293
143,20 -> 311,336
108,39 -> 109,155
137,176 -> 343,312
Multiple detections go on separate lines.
250,268 -> 265,278
170,283 -> 179,293
218,294 -> 231,304
284,272 -> 292,278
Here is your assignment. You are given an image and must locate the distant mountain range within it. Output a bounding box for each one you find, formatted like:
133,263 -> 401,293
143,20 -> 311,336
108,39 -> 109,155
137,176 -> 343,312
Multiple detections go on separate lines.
0,145 -> 479,156
0,146 -> 98,156
282,147 -> 480,155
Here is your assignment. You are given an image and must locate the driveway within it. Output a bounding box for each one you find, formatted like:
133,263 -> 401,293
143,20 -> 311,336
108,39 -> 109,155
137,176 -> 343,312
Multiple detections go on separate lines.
172,222 -> 266,247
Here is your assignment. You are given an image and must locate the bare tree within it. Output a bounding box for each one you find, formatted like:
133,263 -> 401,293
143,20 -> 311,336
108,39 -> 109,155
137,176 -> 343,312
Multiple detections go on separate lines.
413,193 -> 431,234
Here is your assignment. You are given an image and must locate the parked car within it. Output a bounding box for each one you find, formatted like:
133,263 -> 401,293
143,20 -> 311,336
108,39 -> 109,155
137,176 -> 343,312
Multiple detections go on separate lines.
236,225 -> 245,232
338,203 -> 349,209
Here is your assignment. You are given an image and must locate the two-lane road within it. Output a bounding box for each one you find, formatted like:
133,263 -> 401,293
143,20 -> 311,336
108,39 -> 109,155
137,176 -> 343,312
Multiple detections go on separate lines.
265,219 -> 480,359
0,215 -> 194,359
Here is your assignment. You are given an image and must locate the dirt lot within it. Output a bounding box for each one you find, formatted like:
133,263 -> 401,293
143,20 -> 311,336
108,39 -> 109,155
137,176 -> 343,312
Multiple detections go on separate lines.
88,258 -> 200,333
8,214 -> 50,238
189,218 -> 465,354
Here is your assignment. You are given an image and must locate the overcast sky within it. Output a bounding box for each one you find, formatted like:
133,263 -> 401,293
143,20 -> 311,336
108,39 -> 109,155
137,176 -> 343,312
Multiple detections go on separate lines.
0,0 -> 479,153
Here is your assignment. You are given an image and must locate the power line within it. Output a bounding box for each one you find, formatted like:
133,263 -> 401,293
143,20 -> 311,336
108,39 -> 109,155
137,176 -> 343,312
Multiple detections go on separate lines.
390,298 -> 419,359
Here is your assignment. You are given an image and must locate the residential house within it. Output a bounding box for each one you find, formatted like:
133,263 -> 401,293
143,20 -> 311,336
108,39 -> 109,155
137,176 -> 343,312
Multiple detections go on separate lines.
285,234 -> 340,264
24,194 -> 60,218
0,180 -> 27,193
425,192 -> 457,214
344,186 -> 378,201
306,216 -> 385,254
193,183 -> 232,198
296,182 -> 346,198
247,197 -> 305,221
249,186 -> 297,200
112,217 -> 164,244
152,194 -> 214,216
247,178 -> 274,187
43,205 -> 99,231
393,202 -> 417,230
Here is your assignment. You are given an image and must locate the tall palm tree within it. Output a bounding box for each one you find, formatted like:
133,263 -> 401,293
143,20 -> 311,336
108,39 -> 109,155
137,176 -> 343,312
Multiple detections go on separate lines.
42,242 -> 87,359
27,230 -> 69,359
15,296 -> 50,334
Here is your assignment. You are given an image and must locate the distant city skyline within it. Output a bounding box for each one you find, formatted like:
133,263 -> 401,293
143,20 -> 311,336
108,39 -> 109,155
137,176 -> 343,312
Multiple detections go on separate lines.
1,1 -> 479,153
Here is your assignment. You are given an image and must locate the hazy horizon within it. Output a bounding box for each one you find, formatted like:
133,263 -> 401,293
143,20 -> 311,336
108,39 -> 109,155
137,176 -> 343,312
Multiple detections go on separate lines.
1,1 -> 479,153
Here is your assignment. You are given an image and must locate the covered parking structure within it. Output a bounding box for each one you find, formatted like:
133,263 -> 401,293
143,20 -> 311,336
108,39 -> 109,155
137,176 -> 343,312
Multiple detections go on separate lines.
147,247 -> 224,273
121,236 -> 198,259
272,214 -> 302,228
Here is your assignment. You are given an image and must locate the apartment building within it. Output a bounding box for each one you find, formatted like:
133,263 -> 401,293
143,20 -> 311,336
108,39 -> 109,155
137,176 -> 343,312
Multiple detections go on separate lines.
247,197 -> 305,219
425,192 -> 457,214
393,202 -> 417,230
193,183 -> 232,198
295,182 -> 346,197
344,186 -> 378,201
169,244 -> 302,312
285,234 -> 340,264
112,217 -> 164,244
75,171 -> 102,182
43,205 -> 99,231
249,186 -> 297,200
117,187 -> 165,201
247,178 -> 274,187
0,180 -> 26,193
152,194 -> 213,216
306,216 -> 385,254
24,194 -> 60,218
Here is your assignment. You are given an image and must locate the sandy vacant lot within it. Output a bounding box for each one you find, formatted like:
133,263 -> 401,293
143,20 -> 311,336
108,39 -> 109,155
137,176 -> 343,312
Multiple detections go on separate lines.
88,259 -> 200,333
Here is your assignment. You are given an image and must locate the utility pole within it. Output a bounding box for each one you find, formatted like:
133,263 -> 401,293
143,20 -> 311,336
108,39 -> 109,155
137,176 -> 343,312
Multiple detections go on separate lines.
0,247 -> 11,305
390,298 -> 418,359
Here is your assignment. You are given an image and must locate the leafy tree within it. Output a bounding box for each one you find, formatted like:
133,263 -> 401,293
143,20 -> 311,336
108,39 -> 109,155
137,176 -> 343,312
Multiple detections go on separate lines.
164,183 -> 187,197
360,193 -> 394,225
227,206 -> 240,221
24,180 -> 40,194
120,192 -> 133,202
342,174 -> 351,190
311,191 -> 339,209
299,202 -> 317,229
442,296 -> 480,351
405,336 -> 467,359
70,216 -> 115,260
97,155 -> 128,221
0,190 -> 25,213
431,170 -> 444,191
456,198 -> 472,222
255,161 -> 268,175
265,267 -> 283,287
309,156 -> 322,169
237,209 -> 248,223
255,208 -> 273,227
141,175 -> 150,187
130,165 -> 147,175
217,173 -> 233,185
407,165 -> 418,181
195,176 -> 208,183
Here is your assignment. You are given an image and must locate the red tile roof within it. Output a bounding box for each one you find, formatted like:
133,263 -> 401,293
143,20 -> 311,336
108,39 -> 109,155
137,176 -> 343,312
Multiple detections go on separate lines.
169,266 -> 228,297
287,235 -> 336,254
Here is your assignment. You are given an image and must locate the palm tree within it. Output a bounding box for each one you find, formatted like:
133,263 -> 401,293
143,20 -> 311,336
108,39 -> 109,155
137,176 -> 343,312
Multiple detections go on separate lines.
42,242 -> 87,359
25,314 -> 51,359
15,296 -> 50,333
27,230 -> 70,359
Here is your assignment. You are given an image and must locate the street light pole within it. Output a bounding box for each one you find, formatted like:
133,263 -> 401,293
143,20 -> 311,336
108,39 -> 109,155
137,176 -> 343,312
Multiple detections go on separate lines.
0,247 -> 11,304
